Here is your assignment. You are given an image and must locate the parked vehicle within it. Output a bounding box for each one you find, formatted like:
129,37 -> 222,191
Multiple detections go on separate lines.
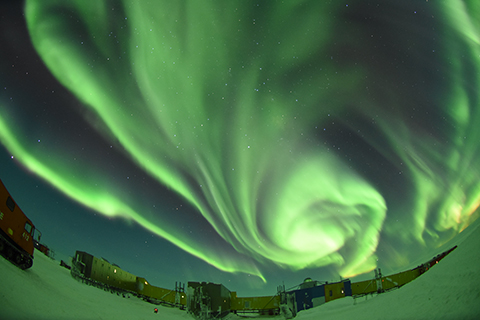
0,179 -> 38,269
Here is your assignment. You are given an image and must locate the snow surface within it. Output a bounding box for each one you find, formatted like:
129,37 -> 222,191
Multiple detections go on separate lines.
1,217 -> 479,320
295,217 -> 480,320
0,251 -> 191,319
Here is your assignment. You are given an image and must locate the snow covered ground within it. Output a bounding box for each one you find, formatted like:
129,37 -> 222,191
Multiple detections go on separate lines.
1,217 -> 479,320
0,249 -> 191,319
295,216 -> 480,320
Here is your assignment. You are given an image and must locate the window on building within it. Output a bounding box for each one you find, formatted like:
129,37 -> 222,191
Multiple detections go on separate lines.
6,196 -> 15,212
24,222 -> 33,234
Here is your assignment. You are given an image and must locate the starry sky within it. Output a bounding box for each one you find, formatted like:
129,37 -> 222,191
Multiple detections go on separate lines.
1,0 -> 479,297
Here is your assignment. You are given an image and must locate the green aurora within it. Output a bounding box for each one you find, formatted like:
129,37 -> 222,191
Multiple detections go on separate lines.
1,0 -> 479,283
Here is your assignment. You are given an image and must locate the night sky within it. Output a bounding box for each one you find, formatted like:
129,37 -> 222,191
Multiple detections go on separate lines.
1,0 -> 479,297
